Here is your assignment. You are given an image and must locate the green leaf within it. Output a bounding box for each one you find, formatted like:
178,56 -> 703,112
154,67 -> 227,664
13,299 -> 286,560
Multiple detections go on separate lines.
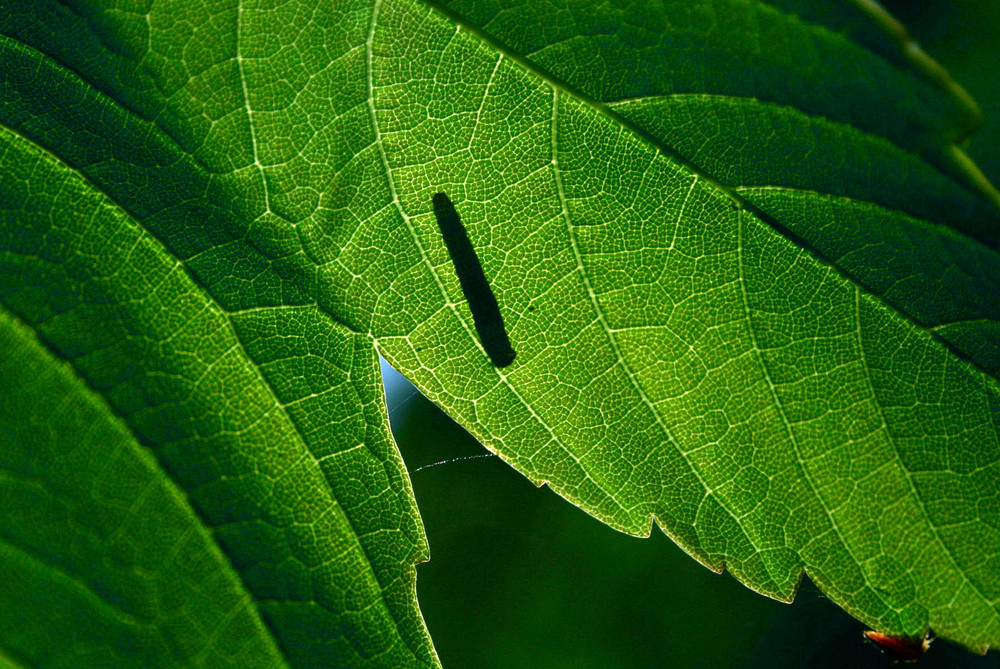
0,3 -> 436,665
1,0 -> 998,663
0,308 -> 285,666
0,130 -> 436,666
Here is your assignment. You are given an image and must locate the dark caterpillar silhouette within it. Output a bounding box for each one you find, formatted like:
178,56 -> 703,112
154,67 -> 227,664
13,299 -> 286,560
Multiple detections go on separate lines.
432,192 -> 516,368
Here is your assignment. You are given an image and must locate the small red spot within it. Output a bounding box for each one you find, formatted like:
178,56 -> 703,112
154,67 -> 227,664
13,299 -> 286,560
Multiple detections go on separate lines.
863,630 -> 931,662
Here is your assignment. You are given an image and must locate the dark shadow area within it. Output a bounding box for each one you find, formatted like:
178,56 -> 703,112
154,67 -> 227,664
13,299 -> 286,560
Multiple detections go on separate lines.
878,0 -> 1000,185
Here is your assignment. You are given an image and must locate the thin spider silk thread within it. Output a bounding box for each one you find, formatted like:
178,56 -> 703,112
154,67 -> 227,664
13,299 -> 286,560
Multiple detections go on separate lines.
412,453 -> 496,473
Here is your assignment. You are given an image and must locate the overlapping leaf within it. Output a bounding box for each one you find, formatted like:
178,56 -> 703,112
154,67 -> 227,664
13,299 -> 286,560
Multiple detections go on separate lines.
1,1 -> 434,666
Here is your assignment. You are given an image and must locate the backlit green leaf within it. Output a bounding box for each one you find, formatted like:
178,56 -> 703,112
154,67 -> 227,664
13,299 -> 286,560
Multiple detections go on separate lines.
1,0 -> 997,663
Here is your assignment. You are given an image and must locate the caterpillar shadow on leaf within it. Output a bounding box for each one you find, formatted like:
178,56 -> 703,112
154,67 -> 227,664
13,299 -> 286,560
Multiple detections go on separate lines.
432,192 -> 516,368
